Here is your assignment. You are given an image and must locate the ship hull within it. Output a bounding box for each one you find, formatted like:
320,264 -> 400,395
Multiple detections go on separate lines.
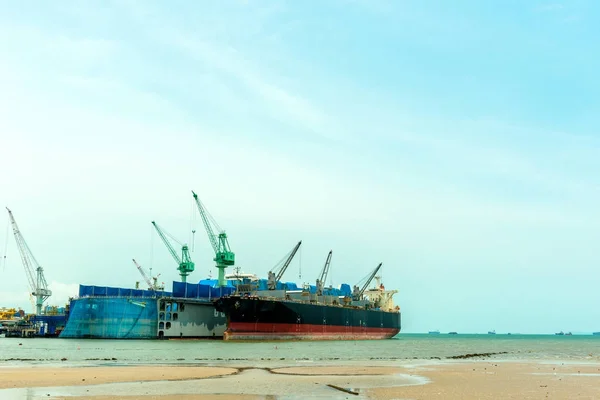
214,296 -> 401,341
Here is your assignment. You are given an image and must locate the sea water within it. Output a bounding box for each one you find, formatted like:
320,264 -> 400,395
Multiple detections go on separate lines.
1,333 -> 599,367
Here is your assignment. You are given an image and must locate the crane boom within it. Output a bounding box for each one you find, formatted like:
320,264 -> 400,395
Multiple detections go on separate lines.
151,221 -> 194,282
316,250 -> 332,295
268,241 -> 302,290
192,191 -> 235,287
6,208 -> 52,315
151,221 -> 181,264
133,259 -> 153,290
353,262 -> 383,300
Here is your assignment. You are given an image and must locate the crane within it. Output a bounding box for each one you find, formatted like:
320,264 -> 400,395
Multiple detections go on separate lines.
132,259 -> 164,291
352,262 -> 383,301
316,250 -> 332,295
268,241 -> 302,290
192,191 -> 234,287
151,221 -> 194,282
6,208 -> 52,315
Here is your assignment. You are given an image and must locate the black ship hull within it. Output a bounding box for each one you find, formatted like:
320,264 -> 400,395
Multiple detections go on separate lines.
214,296 -> 401,341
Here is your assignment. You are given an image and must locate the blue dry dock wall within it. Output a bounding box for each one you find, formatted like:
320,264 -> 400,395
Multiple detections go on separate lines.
59,284 -> 167,339
172,281 -> 236,299
78,285 -> 172,298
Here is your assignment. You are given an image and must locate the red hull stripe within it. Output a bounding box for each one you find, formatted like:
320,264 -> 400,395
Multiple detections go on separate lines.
225,322 -> 399,340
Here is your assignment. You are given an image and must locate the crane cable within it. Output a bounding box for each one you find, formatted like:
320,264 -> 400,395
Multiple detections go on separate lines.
189,197 -> 196,252
298,244 -> 302,280
149,223 -> 154,273
2,217 -> 9,271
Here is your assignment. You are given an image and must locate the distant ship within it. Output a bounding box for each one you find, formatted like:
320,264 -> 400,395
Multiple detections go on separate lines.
428,330 -> 440,334
555,331 -> 564,335
565,332 -> 572,336
488,330 -> 496,335
448,331 -> 458,335
593,332 -> 600,336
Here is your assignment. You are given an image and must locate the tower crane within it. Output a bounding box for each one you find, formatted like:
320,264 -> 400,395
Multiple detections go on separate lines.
132,259 -> 164,291
6,208 -> 52,315
151,221 -> 194,283
352,262 -> 383,301
192,191 -> 234,287
268,241 -> 302,290
316,250 -> 332,295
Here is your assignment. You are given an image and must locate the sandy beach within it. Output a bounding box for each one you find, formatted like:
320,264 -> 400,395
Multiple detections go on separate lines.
0,366 -> 238,390
1,360 -> 599,399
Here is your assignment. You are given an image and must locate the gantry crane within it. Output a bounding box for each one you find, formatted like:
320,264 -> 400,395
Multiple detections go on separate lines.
352,262 -> 383,300
6,208 -> 52,315
132,258 -> 164,291
268,241 -> 302,290
151,221 -> 194,283
315,250 -> 332,295
192,191 -> 234,287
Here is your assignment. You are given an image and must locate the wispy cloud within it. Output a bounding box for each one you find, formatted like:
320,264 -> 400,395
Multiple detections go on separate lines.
170,37 -> 340,141
536,3 -> 565,12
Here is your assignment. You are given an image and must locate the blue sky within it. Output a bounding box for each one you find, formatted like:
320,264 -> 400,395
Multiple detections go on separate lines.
1,1 -> 599,334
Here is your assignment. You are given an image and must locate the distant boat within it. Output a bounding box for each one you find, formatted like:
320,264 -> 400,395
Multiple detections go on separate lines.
555,331 -> 564,335
428,330 -> 440,334
593,332 -> 600,336
565,332 -> 572,336
448,331 -> 458,335
488,330 -> 496,335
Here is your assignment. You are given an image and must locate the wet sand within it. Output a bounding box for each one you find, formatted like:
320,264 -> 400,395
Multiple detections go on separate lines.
1,361 -> 599,399
367,361 -> 600,399
0,366 -> 238,389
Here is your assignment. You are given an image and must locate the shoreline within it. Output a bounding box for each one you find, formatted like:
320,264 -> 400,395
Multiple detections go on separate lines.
1,359 -> 599,399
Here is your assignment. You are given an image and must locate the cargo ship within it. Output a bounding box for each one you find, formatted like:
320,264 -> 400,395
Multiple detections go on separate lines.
215,262 -> 401,341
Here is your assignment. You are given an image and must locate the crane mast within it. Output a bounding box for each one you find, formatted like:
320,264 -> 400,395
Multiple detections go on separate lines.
151,221 -> 194,282
352,262 -> 383,300
6,208 -> 52,315
268,241 -> 302,290
192,191 -> 234,287
316,250 -> 332,295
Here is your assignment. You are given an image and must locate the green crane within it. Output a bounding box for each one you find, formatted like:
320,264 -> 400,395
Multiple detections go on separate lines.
151,221 -> 194,283
192,191 -> 234,287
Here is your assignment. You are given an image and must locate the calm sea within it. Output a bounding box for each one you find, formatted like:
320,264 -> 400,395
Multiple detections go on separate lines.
1,334 -> 599,367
